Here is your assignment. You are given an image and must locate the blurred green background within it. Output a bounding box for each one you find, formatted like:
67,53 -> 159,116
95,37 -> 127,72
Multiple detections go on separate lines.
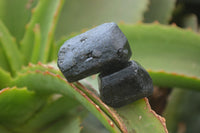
0,0 -> 200,133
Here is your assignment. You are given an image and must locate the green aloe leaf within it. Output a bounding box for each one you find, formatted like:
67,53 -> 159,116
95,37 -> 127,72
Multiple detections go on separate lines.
0,49 -> 10,74
164,88 -> 200,133
55,0 -> 149,38
0,67 -> 12,89
116,98 -> 168,133
144,0 -> 176,24
41,117 -> 81,133
11,67 -> 121,133
0,20 -> 23,76
30,24 -> 42,64
77,76 -> 167,133
119,23 -> 200,90
163,14 -> 200,133
16,64 -> 167,132
0,20 -> 22,75
81,113 -> 109,133
18,95 -> 82,133
21,0 -> 65,63
13,66 -> 167,132
0,125 -> 11,133
0,0 -> 37,43
182,14 -> 199,31
19,62 -> 61,75
0,87 -> 46,131
47,40 -> 57,62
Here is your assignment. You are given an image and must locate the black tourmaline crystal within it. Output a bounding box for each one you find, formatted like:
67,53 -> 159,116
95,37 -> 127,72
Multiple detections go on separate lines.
57,22 -> 153,108
98,60 -> 153,108
57,22 -> 132,82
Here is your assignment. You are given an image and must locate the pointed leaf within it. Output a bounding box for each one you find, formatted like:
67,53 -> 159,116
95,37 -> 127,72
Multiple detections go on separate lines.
0,20 -> 23,75
47,40 -> 57,62
0,47 -> 10,72
31,24 -> 42,63
0,0 -> 37,42
21,0 -> 65,63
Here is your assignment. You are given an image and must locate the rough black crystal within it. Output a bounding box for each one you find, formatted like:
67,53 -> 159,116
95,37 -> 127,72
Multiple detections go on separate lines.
98,60 -> 153,108
57,22 -> 132,82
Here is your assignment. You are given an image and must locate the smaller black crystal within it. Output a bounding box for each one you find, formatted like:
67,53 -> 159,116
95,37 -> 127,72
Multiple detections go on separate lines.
98,60 -> 153,108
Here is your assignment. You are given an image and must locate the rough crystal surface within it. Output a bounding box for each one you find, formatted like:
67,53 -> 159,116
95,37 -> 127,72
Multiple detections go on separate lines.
98,60 -> 153,108
57,22 -> 132,82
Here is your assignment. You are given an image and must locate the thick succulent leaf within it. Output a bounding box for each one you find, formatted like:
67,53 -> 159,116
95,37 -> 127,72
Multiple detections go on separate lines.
47,39 -> 57,62
0,20 -> 23,76
12,68 -> 121,133
0,67 -> 12,89
41,116 -> 81,133
18,95 -> 81,133
77,76 -> 168,133
181,14 -> 198,31
0,87 -> 46,130
81,113 -> 109,133
13,68 -> 167,132
9,61 -> 167,132
55,0 -> 149,38
31,24 -> 42,63
0,0 -> 37,42
119,23 -> 200,90
149,71 -> 200,91
144,0 -> 176,24
21,0 -> 65,63
74,82 -> 127,132
116,98 -> 167,133
0,0 -> 5,19
164,88 -> 200,133
0,126 -> 11,133
0,3 -> 10,71
0,47 -> 10,73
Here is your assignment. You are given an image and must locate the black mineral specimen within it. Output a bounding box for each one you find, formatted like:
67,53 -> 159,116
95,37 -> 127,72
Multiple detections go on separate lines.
98,60 -> 153,108
57,22 -> 132,82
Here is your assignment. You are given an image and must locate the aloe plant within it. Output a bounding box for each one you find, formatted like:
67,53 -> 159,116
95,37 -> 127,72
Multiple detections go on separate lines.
0,0 -> 200,133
